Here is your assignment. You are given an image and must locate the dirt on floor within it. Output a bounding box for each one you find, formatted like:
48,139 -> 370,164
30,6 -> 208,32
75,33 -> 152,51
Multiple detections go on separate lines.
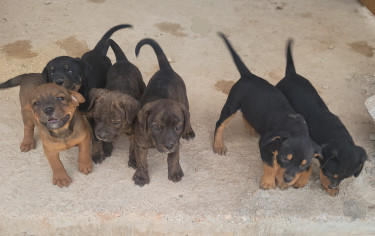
0,0 -> 375,235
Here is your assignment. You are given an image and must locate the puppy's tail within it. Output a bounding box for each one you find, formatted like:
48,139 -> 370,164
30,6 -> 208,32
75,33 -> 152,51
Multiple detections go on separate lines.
285,39 -> 296,76
218,32 -> 252,77
135,38 -> 172,70
107,39 -> 128,62
94,24 -> 133,55
0,74 -> 24,88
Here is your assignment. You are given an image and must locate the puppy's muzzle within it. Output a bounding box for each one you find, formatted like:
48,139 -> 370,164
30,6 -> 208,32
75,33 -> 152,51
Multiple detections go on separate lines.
284,173 -> 295,184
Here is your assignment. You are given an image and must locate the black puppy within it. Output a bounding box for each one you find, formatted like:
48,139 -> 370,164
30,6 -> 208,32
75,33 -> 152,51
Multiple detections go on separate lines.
42,24 -> 132,111
88,39 -> 145,163
276,40 -> 367,196
214,33 -> 321,190
132,38 -> 195,186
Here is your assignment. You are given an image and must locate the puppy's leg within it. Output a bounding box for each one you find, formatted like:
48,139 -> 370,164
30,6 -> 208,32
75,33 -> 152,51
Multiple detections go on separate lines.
128,135 -> 137,169
213,91 -> 241,155
320,170 -> 339,196
78,133 -> 93,175
259,149 -> 277,189
91,136 -> 105,164
168,145 -> 184,182
43,147 -> 72,187
133,144 -> 150,186
293,165 -> 312,188
103,141 -> 113,157
242,114 -> 256,135
20,109 -> 35,152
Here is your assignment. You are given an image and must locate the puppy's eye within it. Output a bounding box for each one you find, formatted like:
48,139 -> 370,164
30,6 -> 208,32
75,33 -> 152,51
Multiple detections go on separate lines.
176,124 -> 183,131
33,101 -> 40,106
112,120 -> 121,125
57,96 -> 65,101
279,154 -> 288,162
299,164 -> 308,170
68,69 -> 73,74
152,125 -> 160,132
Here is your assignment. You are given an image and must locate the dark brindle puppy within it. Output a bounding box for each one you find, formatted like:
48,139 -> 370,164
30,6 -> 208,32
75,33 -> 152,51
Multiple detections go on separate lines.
276,40 -> 367,196
42,24 -> 132,111
0,73 -> 46,151
88,39 -> 145,164
31,83 -> 92,187
214,33 -> 321,190
132,38 -> 195,186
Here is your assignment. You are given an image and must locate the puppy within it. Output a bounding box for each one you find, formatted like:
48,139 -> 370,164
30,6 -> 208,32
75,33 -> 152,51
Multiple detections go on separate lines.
132,38 -> 195,186
88,39 -> 145,164
276,40 -> 367,196
42,24 -> 132,111
0,73 -> 45,152
31,83 -> 92,187
214,33 -> 321,190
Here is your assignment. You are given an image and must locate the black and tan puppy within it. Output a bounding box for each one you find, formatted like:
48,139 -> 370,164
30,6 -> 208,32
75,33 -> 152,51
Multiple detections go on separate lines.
0,73 -> 46,152
132,38 -> 195,186
276,40 -> 367,196
31,83 -> 92,187
88,39 -> 145,164
214,33 -> 321,190
42,24 -> 132,111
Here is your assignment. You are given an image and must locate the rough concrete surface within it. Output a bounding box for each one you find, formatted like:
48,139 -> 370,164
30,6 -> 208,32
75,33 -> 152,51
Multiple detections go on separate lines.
0,0 -> 375,235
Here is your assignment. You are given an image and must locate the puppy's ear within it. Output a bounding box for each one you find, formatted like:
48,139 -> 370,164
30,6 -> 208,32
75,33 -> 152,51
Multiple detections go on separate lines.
260,132 -> 288,152
119,94 -> 141,124
87,88 -> 105,111
42,65 -> 49,82
179,103 -> 195,140
137,102 -> 155,134
70,90 -> 85,107
354,146 -> 367,177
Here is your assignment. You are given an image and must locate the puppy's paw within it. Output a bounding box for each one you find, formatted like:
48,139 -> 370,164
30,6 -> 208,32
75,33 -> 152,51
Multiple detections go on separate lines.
91,152 -> 105,164
133,170 -> 150,187
183,130 -> 195,141
293,179 -> 309,189
79,160 -> 93,175
168,167 -> 184,182
103,142 -> 113,157
323,186 -> 340,197
260,180 -> 276,189
278,183 -> 289,190
52,170 -> 72,187
213,143 -> 227,156
20,138 -> 35,152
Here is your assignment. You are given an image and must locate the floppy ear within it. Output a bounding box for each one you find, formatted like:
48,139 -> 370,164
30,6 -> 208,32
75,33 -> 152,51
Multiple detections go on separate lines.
179,103 -> 195,140
87,88 -> 106,111
354,146 -> 367,177
260,131 -> 288,152
69,90 -> 85,107
42,65 -> 50,82
137,101 -> 155,134
119,94 -> 141,124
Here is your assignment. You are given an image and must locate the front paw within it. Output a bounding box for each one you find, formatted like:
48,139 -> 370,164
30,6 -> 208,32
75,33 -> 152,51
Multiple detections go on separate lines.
52,170 -> 72,187
323,186 -> 340,197
260,179 -> 276,189
213,143 -> 227,156
20,138 -> 35,152
168,167 -> 184,182
133,170 -> 150,187
91,152 -> 105,164
79,160 -> 93,175
182,130 -> 195,141
103,142 -> 113,157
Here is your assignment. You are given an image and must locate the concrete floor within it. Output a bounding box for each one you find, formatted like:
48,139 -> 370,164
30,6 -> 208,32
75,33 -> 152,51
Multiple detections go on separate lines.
0,0 -> 375,235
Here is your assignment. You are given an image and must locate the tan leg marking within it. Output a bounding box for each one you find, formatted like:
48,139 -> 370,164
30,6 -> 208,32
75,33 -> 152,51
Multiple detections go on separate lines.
320,170 -> 339,197
242,114 -> 256,135
293,165 -> 312,188
259,151 -> 278,189
213,113 -> 236,155
44,147 -> 72,187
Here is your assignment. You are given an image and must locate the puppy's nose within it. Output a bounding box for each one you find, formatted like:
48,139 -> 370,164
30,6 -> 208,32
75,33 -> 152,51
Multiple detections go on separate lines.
56,79 -> 64,86
44,106 -> 54,115
284,174 -> 295,183
164,143 -> 174,150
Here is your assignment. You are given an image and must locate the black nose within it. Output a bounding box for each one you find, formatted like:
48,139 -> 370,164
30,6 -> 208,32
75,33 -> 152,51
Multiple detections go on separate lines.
284,174 -> 294,183
44,106 -> 54,115
164,143 -> 174,150
55,79 -> 64,86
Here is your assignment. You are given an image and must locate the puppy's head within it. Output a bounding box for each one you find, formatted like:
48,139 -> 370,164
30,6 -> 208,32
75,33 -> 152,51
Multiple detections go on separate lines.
88,88 -> 140,142
260,114 -> 321,186
317,141 -> 367,190
42,56 -> 86,91
32,84 -> 85,130
137,99 -> 192,153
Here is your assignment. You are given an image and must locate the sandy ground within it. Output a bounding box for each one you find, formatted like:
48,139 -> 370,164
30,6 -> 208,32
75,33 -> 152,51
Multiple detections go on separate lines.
0,0 -> 375,235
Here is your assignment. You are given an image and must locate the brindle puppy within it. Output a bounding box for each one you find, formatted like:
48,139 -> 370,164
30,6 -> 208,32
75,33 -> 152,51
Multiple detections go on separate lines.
88,39 -> 145,164
133,38 -> 195,186
32,83 -> 92,187
0,73 -> 46,151
42,24 -> 133,111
